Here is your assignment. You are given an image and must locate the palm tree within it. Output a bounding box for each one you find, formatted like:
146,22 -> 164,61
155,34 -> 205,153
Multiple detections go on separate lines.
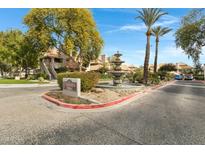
136,8 -> 167,84
152,26 -> 172,73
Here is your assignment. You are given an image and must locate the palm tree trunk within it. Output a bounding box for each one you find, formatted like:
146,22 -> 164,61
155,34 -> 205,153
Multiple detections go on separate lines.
154,38 -> 159,73
143,33 -> 151,84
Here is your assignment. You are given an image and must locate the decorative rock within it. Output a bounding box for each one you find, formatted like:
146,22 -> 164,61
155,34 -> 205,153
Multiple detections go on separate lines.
91,88 -> 104,93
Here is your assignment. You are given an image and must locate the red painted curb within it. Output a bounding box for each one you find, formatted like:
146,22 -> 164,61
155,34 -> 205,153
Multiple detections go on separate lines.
42,80 -> 174,110
42,92 -> 141,109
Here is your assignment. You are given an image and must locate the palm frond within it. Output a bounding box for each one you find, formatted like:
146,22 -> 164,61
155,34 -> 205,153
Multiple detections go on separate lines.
152,26 -> 172,37
136,8 -> 167,30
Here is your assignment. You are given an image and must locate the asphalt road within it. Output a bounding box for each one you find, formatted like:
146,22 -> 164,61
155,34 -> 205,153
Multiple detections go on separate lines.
0,80 -> 205,144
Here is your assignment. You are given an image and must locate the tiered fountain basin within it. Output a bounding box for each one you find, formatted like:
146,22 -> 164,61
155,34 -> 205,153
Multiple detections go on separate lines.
96,80 -> 143,89
97,51 -> 142,89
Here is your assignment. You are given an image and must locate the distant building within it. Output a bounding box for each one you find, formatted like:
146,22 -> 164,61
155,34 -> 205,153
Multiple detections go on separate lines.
40,48 -> 67,80
176,62 -> 193,73
86,54 -> 138,73
149,62 -> 193,74
86,54 -> 111,72
40,49 -> 139,79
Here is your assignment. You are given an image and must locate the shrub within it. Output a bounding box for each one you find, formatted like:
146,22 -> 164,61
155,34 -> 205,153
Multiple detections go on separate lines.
125,72 -> 134,83
158,71 -> 174,81
158,71 -> 167,80
133,68 -> 143,83
164,72 -> 175,81
98,66 -> 109,74
194,75 -> 204,80
38,77 -> 44,82
57,72 -> 100,92
27,74 -> 35,80
148,73 -> 160,85
56,67 -> 69,73
100,73 -> 112,80
34,72 -> 48,80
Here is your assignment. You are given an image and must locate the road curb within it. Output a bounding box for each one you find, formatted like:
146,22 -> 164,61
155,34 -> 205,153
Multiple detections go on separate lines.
42,80 -> 175,110
193,80 -> 205,84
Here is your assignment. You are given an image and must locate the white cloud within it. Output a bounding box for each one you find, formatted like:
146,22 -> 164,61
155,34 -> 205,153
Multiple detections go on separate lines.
99,8 -> 138,14
119,24 -> 146,31
154,15 -> 179,27
157,45 -> 193,65
106,23 -> 146,33
106,15 -> 179,34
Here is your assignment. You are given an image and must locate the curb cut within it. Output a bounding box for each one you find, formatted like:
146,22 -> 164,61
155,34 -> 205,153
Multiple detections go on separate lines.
42,80 -> 175,110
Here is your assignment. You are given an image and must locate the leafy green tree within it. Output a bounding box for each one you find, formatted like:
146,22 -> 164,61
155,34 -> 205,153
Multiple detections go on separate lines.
193,63 -> 203,75
16,35 -> 40,78
136,8 -> 167,84
152,26 -> 172,73
24,8 -> 104,71
175,9 -> 205,65
0,30 -> 24,71
158,63 -> 177,72
0,30 -> 39,78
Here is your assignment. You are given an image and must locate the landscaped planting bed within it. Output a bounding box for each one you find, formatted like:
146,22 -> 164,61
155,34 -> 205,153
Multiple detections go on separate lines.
44,86 -> 145,105
46,91 -> 93,104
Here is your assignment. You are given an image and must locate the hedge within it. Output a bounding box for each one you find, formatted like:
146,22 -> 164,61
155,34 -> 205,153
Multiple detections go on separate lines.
57,72 -> 100,92
194,75 -> 204,80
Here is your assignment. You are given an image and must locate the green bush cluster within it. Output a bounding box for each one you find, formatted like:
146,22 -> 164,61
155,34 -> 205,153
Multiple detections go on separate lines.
125,72 -> 134,83
157,71 -> 166,80
100,73 -> 112,80
38,77 -> 45,82
157,71 -> 175,81
56,67 -> 69,73
124,66 -> 175,85
132,68 -> 143,83
57,72 -> 100,92
164,72 -> 175,81
148,73 -> 160,85
194,75 -> 204,80
27,72 -> 48,80
98,66 -> 109,74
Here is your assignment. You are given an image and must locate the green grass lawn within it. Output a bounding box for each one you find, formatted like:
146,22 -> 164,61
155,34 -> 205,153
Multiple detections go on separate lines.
0,79 -> 49,84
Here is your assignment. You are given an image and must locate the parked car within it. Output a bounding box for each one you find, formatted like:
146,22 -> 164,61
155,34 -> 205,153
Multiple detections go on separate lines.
175,74 -> 183,80
184,74 -> 193,80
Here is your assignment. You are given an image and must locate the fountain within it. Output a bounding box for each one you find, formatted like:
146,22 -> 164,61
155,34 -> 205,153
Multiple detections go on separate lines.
110,51 -> 125,86
96,51 -> 142,89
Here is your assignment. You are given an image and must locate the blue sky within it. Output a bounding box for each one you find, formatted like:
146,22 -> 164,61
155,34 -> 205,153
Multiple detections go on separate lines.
0,8 -> 204,66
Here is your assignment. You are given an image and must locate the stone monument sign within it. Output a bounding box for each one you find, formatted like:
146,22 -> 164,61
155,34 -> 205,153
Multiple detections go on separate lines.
63,78 -> 81,97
